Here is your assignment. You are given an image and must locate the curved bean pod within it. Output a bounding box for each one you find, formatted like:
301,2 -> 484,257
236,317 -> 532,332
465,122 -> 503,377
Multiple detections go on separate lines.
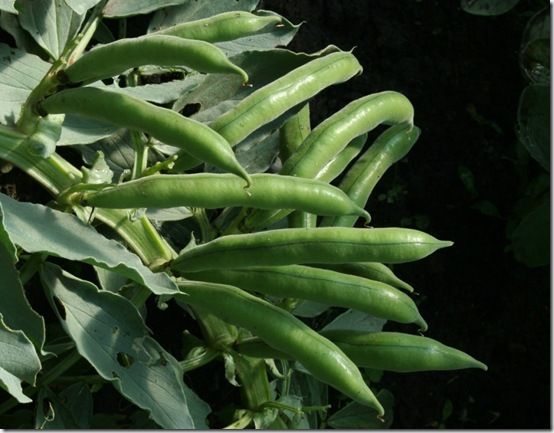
211,51 -> 363,145
177,280 -> 384,414
171,227 -> 453,272
155,11 -> 282,43
282,91 -> 414,178
181,265 -> 427,329
63,35 -> 249,84
41,87 -> 250,184
322,124 -> 420,228
77,173 -> 370,222
313,262 -> 414,293
236,332 -> 488,373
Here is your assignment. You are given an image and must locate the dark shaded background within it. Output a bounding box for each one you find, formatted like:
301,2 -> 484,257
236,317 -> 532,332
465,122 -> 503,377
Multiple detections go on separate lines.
261,0 -> 550,429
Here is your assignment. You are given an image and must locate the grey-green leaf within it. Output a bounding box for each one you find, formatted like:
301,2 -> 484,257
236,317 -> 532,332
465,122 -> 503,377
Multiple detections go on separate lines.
0,241 -> 45,353
0,315 -> 41,403
58,114 -> 119,146
0,0 -> 16,14
0,193 -> 178,295
40,263 -> 210,429
322,309 -> 387,333
510,198 -> 549,267
460,0 -> 520,16
17,0 -> 85,59
0,43 -> 50,123
104,0 -> 190,18
327,389 -> 394,429
64,0 -> 101,15
148,0 -> 259,32
35,382 -> 93,428
517,84 -> 550,170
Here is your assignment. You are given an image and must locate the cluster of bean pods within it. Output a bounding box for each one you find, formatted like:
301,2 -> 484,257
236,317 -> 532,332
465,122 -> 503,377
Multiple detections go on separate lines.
41,9 -> 486,420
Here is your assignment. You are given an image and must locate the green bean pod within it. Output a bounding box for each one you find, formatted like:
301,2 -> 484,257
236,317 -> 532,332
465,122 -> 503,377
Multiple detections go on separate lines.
181,265 -> 427,329
279,103 -> 311,162
211,51 -> 363,145
41,87 -> 250,184
63,35 -> 249,84
282,91 -> 414,179
322,124 -> 420,228
154,11 -> 283,43
236,332 -> 488,373
177,280 -> 384,414
313,262 -> 414,293
77,173 -> 370,221
171,227 -> 453,272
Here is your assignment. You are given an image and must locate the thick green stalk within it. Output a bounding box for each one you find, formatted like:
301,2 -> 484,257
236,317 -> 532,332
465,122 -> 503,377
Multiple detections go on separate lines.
234,354 -> 273,411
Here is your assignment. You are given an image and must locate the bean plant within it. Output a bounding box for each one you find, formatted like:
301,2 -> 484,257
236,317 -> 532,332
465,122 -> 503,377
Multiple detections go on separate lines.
0,0 -> 486,429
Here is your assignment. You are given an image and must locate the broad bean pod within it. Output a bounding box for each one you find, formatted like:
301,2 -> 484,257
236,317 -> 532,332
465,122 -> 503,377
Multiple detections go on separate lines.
247,92 -> 414,229
41,87 -> 250,184
236,332 -> 487,373
171,227 -> 452,272
181,265 -> 427,329
76,173 -> 370,221
211,51 -> 363,145
322,124 -> 420,228
313,262 -> 414,293
176,280 -> 384,415
154,11 -> 283,43
63,35 -> 249,84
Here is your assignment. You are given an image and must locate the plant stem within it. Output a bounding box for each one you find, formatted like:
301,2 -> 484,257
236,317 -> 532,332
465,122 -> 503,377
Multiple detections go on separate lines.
233,354 -> 272,411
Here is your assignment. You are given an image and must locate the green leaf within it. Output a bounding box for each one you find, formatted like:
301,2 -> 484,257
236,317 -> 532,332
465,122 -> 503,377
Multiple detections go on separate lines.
327,389 -> 394,429
322,309 -> 387,333
215,11 -> 300,57
0,43 -> 50,124
292,300 -> 330,318
460,0 -> 520,16
106,76 -> 203,105
0,241 -> 45,353
40,263 -> 210,429
0,315 -> 41,403
104,0 -> 190,18
63,0 -> 101,15
252,407 -> 279,429
0,193 -> 178,295
17,0 -> 85,59
148,0 -> 259,32
510,198 -> 549,267
0,0 -> 16,14
35,383 -> 93,428
517,84 -> 550,170
58,114 -> 119,146
288,371 -> 328,429
234,129 -> 280,174
94,266 -> 128,292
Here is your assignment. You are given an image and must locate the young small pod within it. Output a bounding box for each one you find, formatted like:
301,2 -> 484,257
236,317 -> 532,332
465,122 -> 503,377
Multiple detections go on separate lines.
236,332 -> 488,373
171,227 -> 453,272
63,35 -> 249,84
211,50 -> 363,145
41,87 -> 250,184
177,280 -> 384,415
154,11 -> 283,43
77,173 -> 370,222
313,262 -> 414,293
181,265 -> 427,329
322,123 -> 421,228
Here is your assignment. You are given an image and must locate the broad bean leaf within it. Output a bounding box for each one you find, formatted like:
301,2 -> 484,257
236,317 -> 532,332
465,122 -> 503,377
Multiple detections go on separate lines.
216,11 -> 300,57
35,382 -> 93,429
0,193 -> 178,295
292,300 -> 330,318
40,263 -> 210,429
517,84 -> 550,170
0,0 -> 16,14
327,389 -> 394,429
58,114 -> 119,146
0,43 -> 50,124
63,0 -> 101,15
94,266 -> 128,292
17,0 -> 85,59
104,0 -> 190,18
510,198 -> 549,267
0,240 -> 45,353
148,0 -> 259,32
0,315 -> 41,403
288,368 -> 328,429
322,309 -> 387,333
460,0 -> 520,16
